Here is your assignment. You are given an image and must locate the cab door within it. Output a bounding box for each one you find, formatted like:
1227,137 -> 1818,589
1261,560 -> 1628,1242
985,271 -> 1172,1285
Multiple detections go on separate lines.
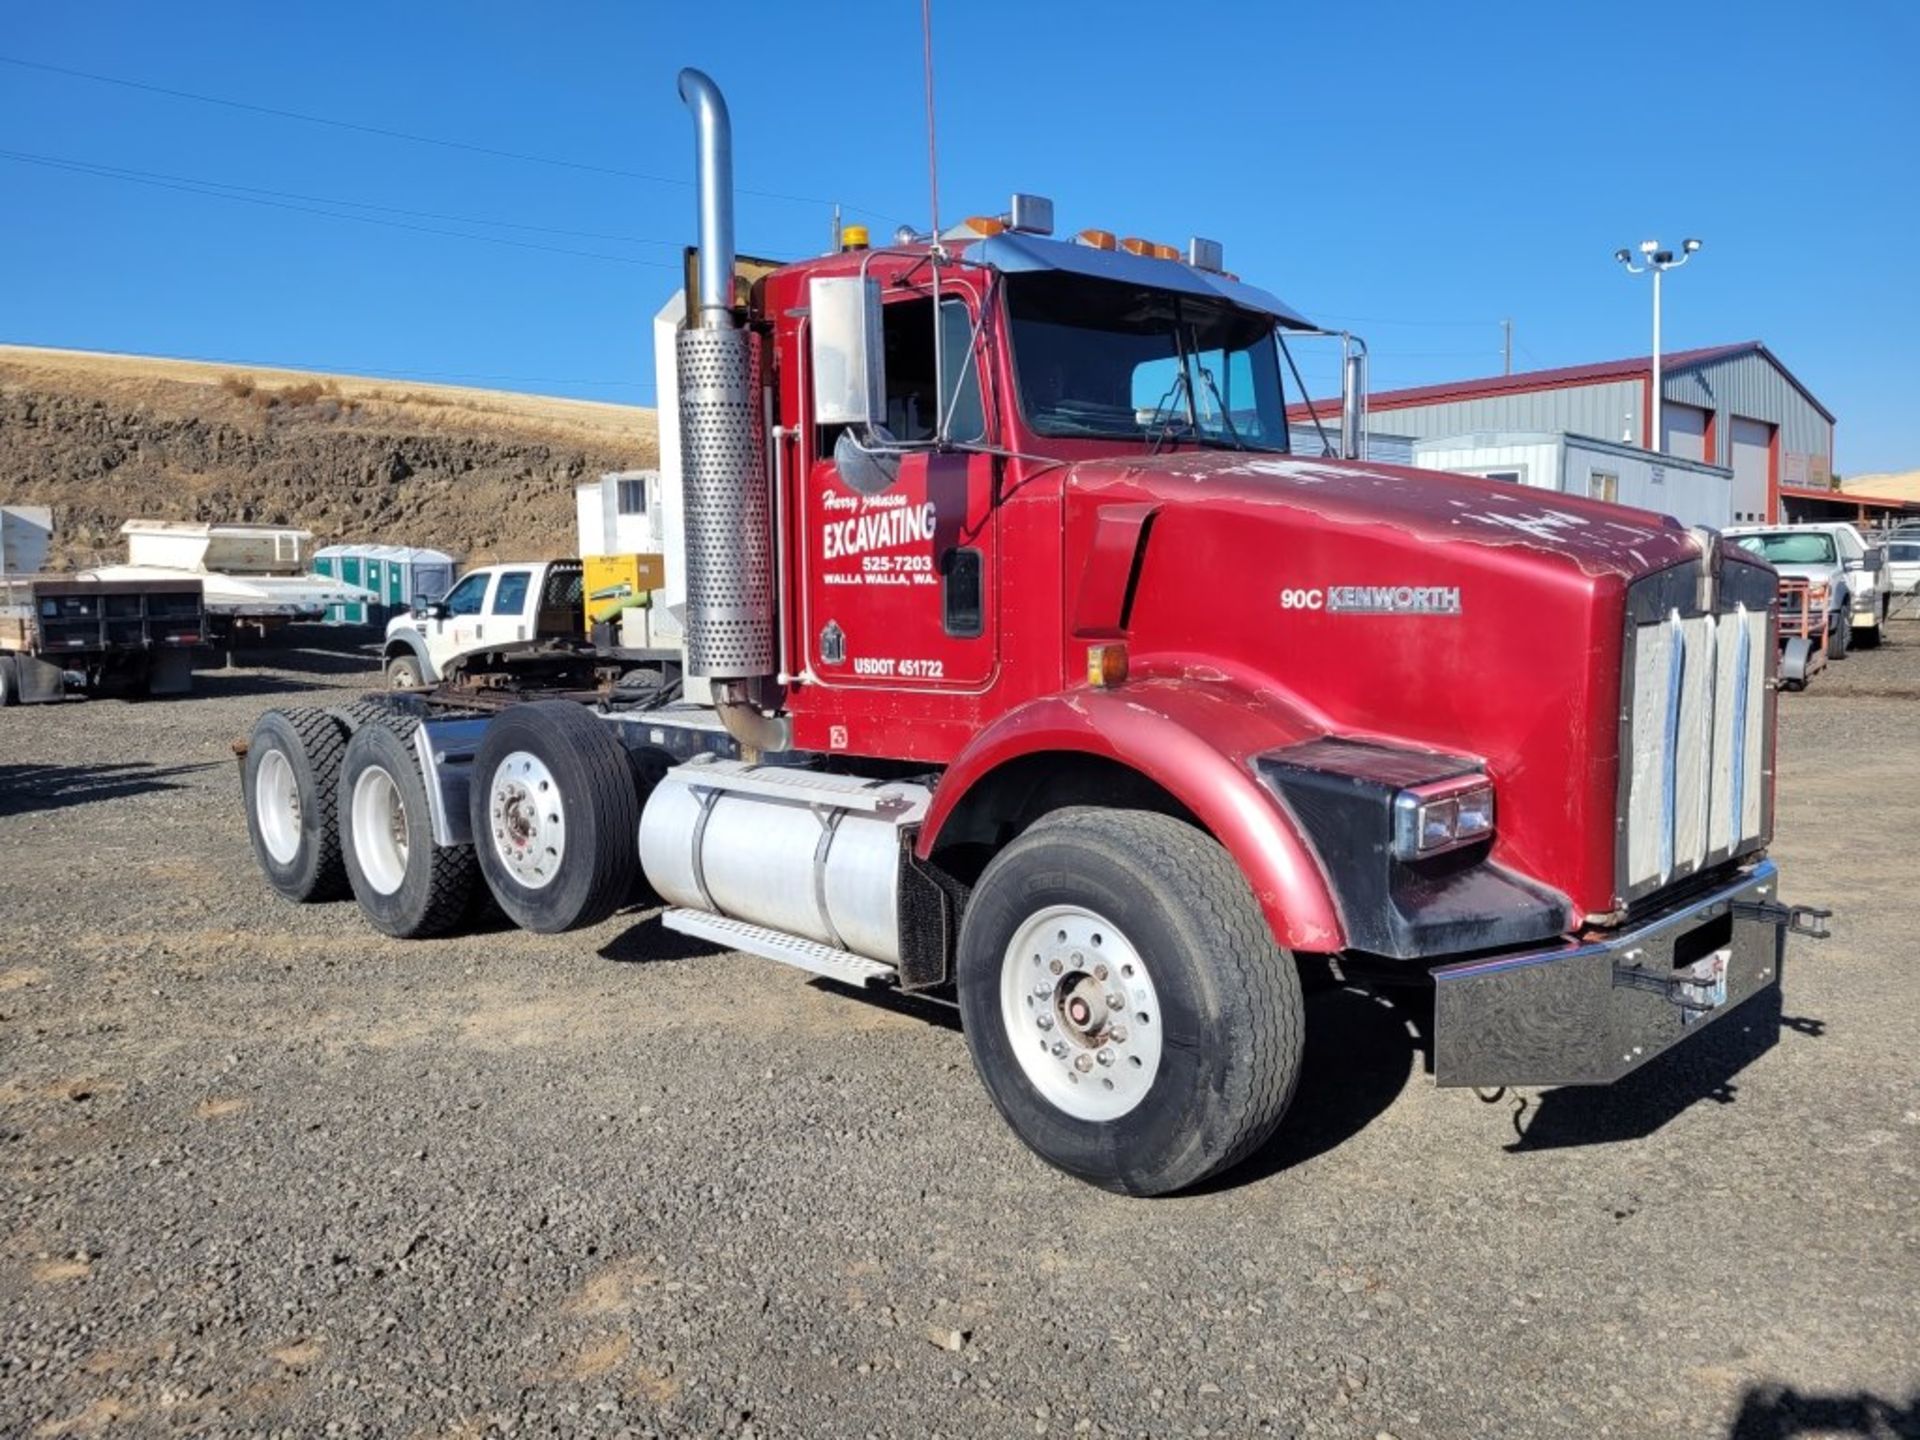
798,287 -> 997,693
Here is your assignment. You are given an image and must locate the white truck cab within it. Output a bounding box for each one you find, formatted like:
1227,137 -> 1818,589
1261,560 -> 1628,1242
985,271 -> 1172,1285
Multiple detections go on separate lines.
383,560 -> 583,686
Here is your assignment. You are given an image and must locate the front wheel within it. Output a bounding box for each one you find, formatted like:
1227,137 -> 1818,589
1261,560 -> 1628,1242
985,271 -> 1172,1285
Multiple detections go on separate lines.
386,653 -> 426,689
1829,608 -> 1851,659
956,808 -> 1305,1196
469,701 -> 640,934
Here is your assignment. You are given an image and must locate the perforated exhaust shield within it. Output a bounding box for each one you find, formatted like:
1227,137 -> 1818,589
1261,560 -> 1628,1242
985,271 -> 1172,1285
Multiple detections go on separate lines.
676,326 -> 771,678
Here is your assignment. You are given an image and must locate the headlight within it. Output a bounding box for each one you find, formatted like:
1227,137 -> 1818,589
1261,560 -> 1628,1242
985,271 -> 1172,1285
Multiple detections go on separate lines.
1392,775 -> 1495,860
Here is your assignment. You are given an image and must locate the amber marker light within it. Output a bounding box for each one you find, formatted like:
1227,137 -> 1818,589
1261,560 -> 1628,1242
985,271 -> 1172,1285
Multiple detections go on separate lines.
1086,644 -> 1130,687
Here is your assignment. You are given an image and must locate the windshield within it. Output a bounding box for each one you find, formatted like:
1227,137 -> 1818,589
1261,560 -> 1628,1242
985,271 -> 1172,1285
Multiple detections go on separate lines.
1005,272 -> 1290,450
1735,532 -> 1836,565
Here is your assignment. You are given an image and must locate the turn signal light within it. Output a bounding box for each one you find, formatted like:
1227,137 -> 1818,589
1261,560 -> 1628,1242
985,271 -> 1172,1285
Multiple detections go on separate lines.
1077,228 -> 1117,251
964,215 -> 1007,236
1086,643 -> 1129,688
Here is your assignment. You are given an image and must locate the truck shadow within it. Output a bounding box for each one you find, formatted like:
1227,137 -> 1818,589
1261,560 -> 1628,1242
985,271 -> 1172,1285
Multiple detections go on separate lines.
1201,984 -> 1423,1191
599,910 -> 735,965
0,761 -> 220,817
223,624 -> 385,678
1726,1382 -> 1920,1438
1502,985 -> 1805,1152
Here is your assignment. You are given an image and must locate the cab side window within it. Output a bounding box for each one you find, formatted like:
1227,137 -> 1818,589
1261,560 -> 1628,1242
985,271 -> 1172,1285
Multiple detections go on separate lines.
491,570 -> 532,616
817,296 -> 983,457
443,572 -> 489,617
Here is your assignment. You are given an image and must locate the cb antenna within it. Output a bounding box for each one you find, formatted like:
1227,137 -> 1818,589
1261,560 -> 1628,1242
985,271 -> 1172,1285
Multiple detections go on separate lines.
921,0 -> 941,243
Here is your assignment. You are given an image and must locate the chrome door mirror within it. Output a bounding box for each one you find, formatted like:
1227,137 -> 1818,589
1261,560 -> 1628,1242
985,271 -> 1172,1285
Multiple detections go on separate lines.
833,426 -> 903,497
810,275 -> 885,428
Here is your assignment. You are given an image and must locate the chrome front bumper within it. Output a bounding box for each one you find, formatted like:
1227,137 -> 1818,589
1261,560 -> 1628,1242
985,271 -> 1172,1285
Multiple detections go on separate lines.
1432,859 -> 1825,1088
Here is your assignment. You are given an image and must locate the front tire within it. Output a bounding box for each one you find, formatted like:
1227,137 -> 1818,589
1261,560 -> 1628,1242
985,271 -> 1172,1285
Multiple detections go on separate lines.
469,701 -> 640,934
0,654 -> 18,707
243,708 -> 352,902
956,808 -> 1305,1196
1830,608 -> 1851,659
338,718 -> 478,938
386,653 -> 426,689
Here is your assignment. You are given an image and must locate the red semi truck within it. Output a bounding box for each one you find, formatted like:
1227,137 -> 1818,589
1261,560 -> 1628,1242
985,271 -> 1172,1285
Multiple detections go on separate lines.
239,69 -> 1827,1194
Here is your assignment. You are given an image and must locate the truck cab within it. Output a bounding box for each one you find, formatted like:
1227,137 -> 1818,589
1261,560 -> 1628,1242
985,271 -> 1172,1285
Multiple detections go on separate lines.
382,560 -> 583,686
242,66 -> 1826,1197
1727,522 -> 1889,653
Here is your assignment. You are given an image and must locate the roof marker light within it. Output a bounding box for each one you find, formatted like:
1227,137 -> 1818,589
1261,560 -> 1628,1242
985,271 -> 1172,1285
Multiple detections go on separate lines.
1076,228 -> 1117,251
963,215 -> 1007,236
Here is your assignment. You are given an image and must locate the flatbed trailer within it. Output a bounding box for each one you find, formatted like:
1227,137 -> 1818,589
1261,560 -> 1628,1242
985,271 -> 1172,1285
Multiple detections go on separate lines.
0,574 -> 205,705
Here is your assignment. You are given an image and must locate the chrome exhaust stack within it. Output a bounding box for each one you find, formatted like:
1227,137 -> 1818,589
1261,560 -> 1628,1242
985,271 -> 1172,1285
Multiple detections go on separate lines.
674,68 -> 785,753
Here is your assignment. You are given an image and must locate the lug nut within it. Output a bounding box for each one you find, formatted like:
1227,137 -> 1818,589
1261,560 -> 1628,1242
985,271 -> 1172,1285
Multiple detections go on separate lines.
1109,1025 -> 1128,1044
1037,1015 -> 1054,1031
1074,1054 -> 1093,1073
1051,1040 -> 1069,1059
1093,963 -> 1109,981
1048,958 -> 1064,975
1096,1048 -> 1115,1067
1106,992 -> 1124,1010
1071,951 -> 1084,965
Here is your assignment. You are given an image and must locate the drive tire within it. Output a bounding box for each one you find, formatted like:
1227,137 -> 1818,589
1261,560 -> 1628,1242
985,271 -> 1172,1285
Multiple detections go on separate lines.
469,700 -> 639,934
338,717 -> 477,938
243,707 -> 352,902
956,807 -> 1305,1196
0,654 -> 18,707
386,653 -> 427,689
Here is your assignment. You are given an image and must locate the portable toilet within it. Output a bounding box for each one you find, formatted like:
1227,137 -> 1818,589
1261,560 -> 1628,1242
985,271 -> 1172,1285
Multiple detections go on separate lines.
314,544 -> 457,625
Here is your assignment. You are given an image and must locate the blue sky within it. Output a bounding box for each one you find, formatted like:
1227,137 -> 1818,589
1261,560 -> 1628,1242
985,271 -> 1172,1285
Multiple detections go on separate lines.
3,1 -> 1915,473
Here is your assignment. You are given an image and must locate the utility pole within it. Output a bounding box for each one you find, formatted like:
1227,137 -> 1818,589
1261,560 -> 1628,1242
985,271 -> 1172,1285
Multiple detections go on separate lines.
1615,238 -> 1703,452
1502,319 -> 1512,376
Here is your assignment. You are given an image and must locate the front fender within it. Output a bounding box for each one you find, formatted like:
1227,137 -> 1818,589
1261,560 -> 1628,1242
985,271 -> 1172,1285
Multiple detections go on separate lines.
918,678 -> 1345,953
383,628 -> 437,681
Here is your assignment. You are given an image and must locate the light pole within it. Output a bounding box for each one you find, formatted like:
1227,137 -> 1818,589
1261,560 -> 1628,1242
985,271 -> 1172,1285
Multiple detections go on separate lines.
1614,237 -> 1702,453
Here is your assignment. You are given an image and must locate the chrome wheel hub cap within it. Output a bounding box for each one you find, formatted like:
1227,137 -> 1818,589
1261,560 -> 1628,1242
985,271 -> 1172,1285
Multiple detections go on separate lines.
255,748 -> 302,865
488,750 -> 565,890
1000,905 -> 1163,1122
350,765 -> 410,895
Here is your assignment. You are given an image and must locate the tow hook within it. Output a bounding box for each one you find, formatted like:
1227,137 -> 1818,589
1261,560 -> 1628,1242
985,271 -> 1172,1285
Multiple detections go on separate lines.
1612,950 -> 1728,1013
1732,898 -> 1834,940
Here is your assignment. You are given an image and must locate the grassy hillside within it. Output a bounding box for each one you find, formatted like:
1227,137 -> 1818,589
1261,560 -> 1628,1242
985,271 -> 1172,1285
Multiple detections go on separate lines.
0,345 -> 658,568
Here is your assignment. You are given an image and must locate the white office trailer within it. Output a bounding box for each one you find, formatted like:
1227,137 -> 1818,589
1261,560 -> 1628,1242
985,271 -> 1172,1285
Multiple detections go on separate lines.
314,544 -> 457,625
1412,431 -> 1733,530
576,470 -> 667,559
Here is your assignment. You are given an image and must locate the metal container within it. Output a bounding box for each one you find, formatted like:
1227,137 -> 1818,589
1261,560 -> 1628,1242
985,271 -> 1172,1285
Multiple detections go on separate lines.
639,761 -> 932,965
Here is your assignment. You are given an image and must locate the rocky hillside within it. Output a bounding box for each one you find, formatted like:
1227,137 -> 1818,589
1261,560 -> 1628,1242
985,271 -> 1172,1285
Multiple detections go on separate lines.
0,346 -> 658,568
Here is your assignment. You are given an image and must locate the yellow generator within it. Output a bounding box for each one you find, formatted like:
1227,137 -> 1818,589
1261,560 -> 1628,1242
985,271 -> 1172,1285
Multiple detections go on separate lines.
582,553 -> 667,648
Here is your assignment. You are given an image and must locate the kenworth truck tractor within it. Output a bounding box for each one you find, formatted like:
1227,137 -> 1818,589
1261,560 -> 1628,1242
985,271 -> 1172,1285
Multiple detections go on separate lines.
239,68 -> 1828,1195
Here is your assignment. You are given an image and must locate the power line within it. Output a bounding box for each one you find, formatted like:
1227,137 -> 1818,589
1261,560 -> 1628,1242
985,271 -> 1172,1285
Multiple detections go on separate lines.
0,51 -> 902,225
0,148 -> 680,269
0,146 -> 683,249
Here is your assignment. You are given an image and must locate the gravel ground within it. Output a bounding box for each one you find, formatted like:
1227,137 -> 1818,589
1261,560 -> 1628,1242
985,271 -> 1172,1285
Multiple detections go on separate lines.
2,626 -> 1917,1440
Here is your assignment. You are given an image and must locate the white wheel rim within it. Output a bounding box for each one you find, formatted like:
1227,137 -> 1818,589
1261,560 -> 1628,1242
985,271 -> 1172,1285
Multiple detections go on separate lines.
350,765 -> 410,895
389,664 -> 413,689
487,750 -> 565,890
255,748 -> 302,865
1000,904 -> 1164,1122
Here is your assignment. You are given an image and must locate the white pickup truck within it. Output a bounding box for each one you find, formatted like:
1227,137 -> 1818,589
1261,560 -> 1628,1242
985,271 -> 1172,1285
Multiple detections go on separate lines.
382,560 -> 584,687
1727,522 -> 1892,654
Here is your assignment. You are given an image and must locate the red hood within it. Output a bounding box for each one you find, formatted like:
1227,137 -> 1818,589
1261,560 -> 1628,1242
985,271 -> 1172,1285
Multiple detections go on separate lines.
1065,451 -> 1703,582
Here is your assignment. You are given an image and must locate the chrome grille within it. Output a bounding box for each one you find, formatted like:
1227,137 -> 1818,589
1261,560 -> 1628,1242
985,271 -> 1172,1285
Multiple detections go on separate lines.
1619,556 -> 1772,904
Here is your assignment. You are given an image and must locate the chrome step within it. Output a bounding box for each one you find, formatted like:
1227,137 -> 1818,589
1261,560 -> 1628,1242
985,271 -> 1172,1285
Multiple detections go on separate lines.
661,908 -> 896,987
